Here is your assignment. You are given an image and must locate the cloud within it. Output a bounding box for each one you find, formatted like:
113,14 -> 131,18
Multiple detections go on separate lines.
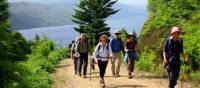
117,0 -> 147,8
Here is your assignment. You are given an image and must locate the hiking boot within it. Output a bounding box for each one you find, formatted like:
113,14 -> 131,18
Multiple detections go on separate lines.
128,71 -> 132,79
83,75 -> 86,78
78,73 -> 82,77
112,73 -> 115,77
100,77 -> 105,87
101,84 -> 105,88
115,74 -> 120,77
128,75 -> 132,79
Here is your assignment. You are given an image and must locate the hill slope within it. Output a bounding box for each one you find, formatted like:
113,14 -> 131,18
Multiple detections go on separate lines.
138,0 -> 200,82
9,2 -> 75,30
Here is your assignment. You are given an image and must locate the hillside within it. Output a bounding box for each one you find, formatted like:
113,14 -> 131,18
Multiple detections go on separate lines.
9,2 -> 75,30
138,0 -> 200,82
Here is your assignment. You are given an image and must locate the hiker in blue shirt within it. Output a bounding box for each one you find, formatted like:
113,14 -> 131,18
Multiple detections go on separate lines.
110,30 -> 123,77
163,26 -> 189,88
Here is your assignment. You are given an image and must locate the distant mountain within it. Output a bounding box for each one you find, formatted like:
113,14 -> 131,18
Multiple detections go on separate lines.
9,1 -> 76,30
9,1 -> 147,31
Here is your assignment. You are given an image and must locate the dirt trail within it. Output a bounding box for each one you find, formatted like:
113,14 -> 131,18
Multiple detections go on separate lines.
51,59 -> 191,88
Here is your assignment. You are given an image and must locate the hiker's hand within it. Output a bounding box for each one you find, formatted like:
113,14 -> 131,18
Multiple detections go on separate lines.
163,59 -> 168,65
184,58 -> 189,65
124,49 -> 128,52
71,56 -> 74,60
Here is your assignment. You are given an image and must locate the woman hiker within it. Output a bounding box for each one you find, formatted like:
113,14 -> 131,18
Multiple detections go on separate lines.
124,32 -> 138,79
92,34 -> 112,87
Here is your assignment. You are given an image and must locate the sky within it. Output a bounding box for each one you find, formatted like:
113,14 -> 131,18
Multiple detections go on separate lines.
9,0 -> 147,8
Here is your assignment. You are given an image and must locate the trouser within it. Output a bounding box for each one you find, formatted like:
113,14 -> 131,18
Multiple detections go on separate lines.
73,56 -> 78,74
98,60 -> 108,78
166,63 -> 180,88
78,53 -> 88,76
111,52 -> 121,75
127,58 -> 135,76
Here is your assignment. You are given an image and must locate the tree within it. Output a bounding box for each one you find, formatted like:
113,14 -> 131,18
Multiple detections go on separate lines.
72,0 -> 119,46
0,0 -> 30,62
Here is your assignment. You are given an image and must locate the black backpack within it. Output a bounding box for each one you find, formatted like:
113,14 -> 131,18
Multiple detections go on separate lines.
160,37 -> 183,59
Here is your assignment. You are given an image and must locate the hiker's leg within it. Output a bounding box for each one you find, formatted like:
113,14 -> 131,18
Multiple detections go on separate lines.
102,61 -> 108,77
127,58 -> 131,77
111,53 -> 117,75
101,61 -> 108,85
127,58 -> 135,77
74,57 -> 78,74
78,54 -> 83,76
83,53 -> 88,76
168,64 -> 180,88
98,60 -> 103,77
130,59 -> 135,72
116,52 -> 121,75
172,64 -> 180,87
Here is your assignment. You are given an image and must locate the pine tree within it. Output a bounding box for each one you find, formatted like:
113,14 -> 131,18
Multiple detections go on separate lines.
72,0 -> 119,45
0,0 -> 30,62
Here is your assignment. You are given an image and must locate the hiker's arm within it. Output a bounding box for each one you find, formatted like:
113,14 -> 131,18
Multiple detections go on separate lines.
70,44 -> 74,60
109,39 -> 113,51
181,52 -> 189,64
163,51 -> 168,64
163,39 -> 168,64
180,39 -> 189,64
108,44 -> 112,58
124,41 -> 128,52
92,44 -> 99,60
88,43 -> 92,56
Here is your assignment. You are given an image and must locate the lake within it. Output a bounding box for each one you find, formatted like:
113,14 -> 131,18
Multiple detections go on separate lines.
18,15 -> 147,47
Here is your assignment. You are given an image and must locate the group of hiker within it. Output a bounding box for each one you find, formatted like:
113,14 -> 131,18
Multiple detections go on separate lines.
70,26 -> 189,88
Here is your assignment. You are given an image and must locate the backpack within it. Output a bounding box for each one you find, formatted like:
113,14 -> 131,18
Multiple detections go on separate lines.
160,37 -> 183,59
97,44 -> 109,53
96,44 -> 110,58
77,39 -> 90,52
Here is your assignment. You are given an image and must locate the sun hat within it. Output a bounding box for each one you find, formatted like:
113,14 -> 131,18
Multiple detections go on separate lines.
171,27 -> 181,34
114,30 -> 121,34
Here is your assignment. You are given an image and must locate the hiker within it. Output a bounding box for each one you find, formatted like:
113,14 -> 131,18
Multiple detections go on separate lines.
163,26 -> 189,88
124,32 -> 138,79
76,33 -> 92,78
110,30 -> 123,77
70,37 -> 79,75
92,34 -> 112,87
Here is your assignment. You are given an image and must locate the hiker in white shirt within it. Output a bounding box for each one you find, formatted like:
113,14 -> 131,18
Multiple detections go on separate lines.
92,34 -> 112,87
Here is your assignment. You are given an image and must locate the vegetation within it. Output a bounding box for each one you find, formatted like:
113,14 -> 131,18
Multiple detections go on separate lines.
0,1 -> 68,87
137,0 -> 200,83
72,0 -> 119,46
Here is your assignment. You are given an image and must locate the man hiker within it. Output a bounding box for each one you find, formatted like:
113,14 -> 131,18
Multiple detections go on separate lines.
76,33 -> 92,78
70,37 -> 79,75
92,34 -> 112,87
110,30 -> 123,77
124,32 -> 138,79
163,26 -> 189,88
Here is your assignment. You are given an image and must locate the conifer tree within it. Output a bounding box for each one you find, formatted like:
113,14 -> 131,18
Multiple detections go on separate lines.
72,0 -> 119,45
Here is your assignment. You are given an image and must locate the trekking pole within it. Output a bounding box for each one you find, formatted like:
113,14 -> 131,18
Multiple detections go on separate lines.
90,57 -> 92,81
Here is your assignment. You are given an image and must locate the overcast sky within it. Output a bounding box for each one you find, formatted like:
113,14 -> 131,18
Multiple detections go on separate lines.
9,0 -> 147,8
